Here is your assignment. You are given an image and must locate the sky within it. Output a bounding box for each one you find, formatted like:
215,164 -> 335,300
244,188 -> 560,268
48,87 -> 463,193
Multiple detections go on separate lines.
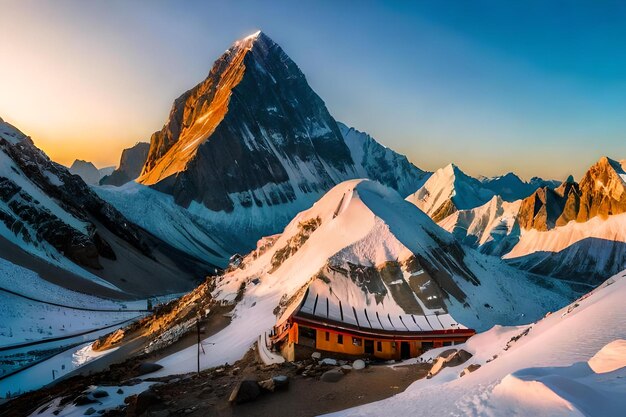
1,1 -> 626,180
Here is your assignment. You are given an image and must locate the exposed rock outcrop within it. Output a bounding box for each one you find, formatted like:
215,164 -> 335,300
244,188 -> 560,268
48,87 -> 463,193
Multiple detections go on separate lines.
100,142 -> 150,186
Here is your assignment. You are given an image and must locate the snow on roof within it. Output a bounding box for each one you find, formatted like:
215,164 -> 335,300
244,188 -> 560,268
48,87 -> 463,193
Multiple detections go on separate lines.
292,284 -> 467,334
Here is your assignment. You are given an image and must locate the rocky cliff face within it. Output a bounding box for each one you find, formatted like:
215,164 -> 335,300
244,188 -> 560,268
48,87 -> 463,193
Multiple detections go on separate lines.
139,31 -> 356,212
100,142 -> 150,186
138,32 -> 426,215
517,157 -> 626,231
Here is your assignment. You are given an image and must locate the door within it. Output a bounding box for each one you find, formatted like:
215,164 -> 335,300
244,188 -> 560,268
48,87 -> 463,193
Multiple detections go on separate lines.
400,341 -> 411,359
364,339 -> 374,355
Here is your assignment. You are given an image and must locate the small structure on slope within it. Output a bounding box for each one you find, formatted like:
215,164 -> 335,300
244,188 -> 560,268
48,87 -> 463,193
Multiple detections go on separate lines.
270,286 -> 475,361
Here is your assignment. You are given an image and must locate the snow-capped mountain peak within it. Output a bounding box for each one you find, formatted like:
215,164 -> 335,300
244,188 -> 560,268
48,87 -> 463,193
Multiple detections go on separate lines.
406,163 -> 495,222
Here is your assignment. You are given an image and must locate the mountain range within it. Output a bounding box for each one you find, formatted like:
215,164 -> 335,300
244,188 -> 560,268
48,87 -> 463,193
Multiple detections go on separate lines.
422,157 -> 626,283
1,30 -> 625,412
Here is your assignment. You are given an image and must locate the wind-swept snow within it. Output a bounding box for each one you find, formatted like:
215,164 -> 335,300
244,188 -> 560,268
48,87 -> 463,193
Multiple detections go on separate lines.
328,270 -> 626,417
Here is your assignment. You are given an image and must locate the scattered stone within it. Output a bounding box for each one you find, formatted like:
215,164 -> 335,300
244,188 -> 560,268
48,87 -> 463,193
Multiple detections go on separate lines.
460,364 -> 481,377
135,390 -> 161,415
228,379 -> 261,404
90,390 -> 109,399
445,350 -> 473,367
149,411 -> 170,417
272,375 -> 289,390
74,395 -> 97,406
311,352 -> 321,360
428,349 -> 473,378
258,378 -> 276,392
84,407 -> 96,415
320,369 -> 344,383
137,362 -> 164,376
116,388 -> 124,395
320,358 -> 337,366
340,365 -> 353,373
352,360 -> 366,370
121,378 -> 143,386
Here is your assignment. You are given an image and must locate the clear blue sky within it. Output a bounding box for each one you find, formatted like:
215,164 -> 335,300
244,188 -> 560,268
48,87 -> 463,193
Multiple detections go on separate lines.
2,0 -> 626,180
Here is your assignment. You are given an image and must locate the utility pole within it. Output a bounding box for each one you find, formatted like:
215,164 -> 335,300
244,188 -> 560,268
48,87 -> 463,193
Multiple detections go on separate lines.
196,317 -> 201,375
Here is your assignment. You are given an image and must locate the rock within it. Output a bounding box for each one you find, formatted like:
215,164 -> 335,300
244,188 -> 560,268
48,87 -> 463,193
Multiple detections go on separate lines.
460,363 -> 481,377
148,411 -> 170,417
320,358 -> 337,366
311,352 -> 321,360
137,363 -> 164,376
428,349 -> 473,378
352,360 -> 366,370
149,411 -> 170,417
116,388 -> 124,395
135,390 -> 161,415
437,349 -> 458,360
258,378 -> 276,392
320,369 -> 344,383
121,378 -> 143,386
340,365 -> 353,373
84,407 -> 96,415
228,379 -> 261,404
74,395 -> 97,406
272,375 -> 289,390
90,390 -> 109,399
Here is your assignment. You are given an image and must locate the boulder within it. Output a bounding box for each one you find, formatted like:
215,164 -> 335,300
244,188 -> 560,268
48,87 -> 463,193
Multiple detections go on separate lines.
428,349 -> 473,378
340,365 -> 352,373
137,362 -> 164,376
352,360 -> 366,370
135,390 -> 161,415
311,352 -> 321,360
90,390 -> 109,399
273,375 -> 289,390
446,349 -> 473,367
74,395 -> 97,406
258,378 -> 276,392
228,379 -> 261,404
320,369 -> 344,383
320,358 -> 337,366
460,363 -> 481,377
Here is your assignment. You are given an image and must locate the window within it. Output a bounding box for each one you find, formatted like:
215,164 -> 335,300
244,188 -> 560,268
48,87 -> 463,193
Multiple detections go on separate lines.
391,342 -> 397,351
443,341 -> 452,346
352,337 -> 362,346
337,334 -> 343,344
325,332 -> 330,342
377,341 -> 382,352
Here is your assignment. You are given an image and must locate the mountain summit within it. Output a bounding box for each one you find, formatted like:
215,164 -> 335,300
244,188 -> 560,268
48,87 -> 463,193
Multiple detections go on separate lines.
139,31 -> 356,211
102,32 -> 427,259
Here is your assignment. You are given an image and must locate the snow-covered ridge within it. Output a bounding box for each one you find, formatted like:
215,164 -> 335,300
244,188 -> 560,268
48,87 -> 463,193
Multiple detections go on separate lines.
147,179 -> 574,377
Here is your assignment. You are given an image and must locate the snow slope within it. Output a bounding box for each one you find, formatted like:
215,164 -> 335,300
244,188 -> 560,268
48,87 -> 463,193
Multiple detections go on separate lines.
145,180 -> 574,377
439,196 -> 522,256
0,258 -> 143,346
329,270 -> 626,417
503,212 -> 626,283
